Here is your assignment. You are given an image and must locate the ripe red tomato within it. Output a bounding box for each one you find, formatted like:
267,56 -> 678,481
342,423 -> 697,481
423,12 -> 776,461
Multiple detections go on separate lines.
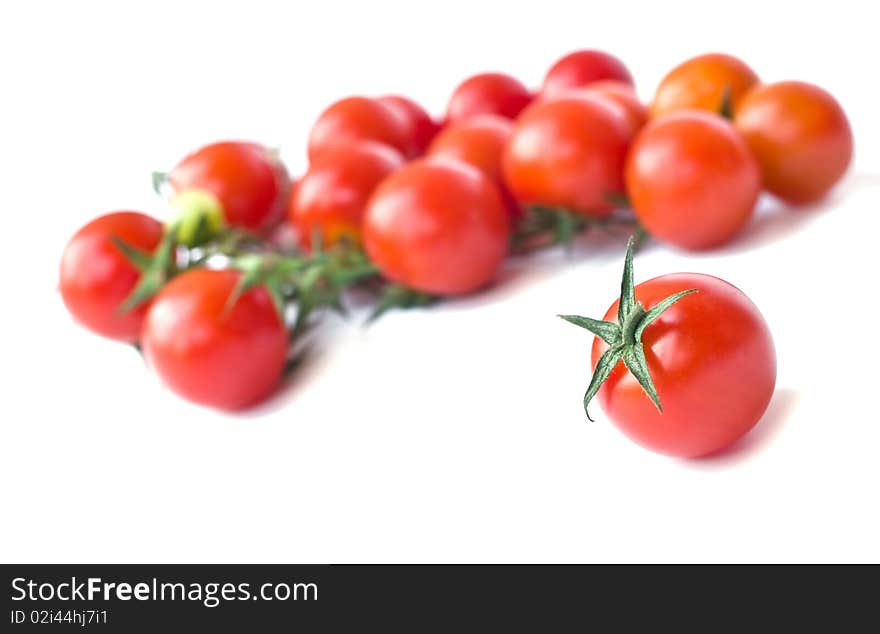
541,49 -> 634,98
378,95 -> 440,156
142,269 -> 288,410
591,273 -> 776,457
625,111 -> 761,250
169,141 -> 289,232
651,53 -> 758,118
308,96 -> 410,161
363,160 -> 509,295
580,80 -> 648,137
288,141 -> 404,249
735,81 -> 853,204
446,72 -> 533,122
59,212 -> 164,342
501,94 -> 632,217
425,114 -> 521,217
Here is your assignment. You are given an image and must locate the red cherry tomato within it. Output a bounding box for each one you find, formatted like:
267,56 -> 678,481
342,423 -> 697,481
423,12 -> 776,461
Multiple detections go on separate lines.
169,141 -> 289,232
626,111 -> 761,250
363,160 -> 509,295
580,80 -> 648,137
651,53 -> 758,118
288,141 -> 404,249
59,212 -> 164,342
541,49 -> 634,98
425,114 -> 521,218
378,95 -> 440,156
501,94 -> 632,217
592,273 -> 776,457
308,96 -> 410,161
735,81 -> 853,204
142,269 -> 288,410
446,72 -> 533,122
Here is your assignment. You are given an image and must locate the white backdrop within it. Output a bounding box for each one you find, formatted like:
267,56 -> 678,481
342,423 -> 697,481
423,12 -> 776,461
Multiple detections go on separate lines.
2,0 -> 878,563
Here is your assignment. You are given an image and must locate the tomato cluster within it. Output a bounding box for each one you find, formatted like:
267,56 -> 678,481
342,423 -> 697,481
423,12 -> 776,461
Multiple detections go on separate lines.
60,50 -> 851,457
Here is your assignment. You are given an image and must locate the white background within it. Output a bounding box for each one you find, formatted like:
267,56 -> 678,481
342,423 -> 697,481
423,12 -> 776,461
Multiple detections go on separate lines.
2,0 -> 879,563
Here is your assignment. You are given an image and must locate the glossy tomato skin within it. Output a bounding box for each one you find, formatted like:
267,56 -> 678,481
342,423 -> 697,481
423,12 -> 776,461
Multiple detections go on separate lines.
308,96 -> 410,161
169,141 -> 289,232
651,53 -> 758,118
580,80 -> 648,137
425,114 -> 521,218
59,212 -> 164,342
288,141 -> 404,249
734,81 -> 853,204
363,160 -> 509,295
501,94 -> 632,217
541,49 -> 634,97
626,111 -> 761,250
446,72 -> 533,122
142,269 -> 288,410
592,273 -> 776,458
378,95 -> 440,156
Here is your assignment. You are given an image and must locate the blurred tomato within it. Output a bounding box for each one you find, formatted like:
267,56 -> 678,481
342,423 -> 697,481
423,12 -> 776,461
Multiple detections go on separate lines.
446,72 -> 533,122
651,53 -> 758,117
308,96 -> 410,160
541,49 -> 634,97
379,95 -> 440,156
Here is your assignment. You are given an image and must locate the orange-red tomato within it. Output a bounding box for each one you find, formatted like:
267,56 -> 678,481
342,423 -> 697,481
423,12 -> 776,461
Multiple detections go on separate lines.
592,273 -> 776,457
169,141 -> 289,232
142,269 -> 288,410
308,96 -> 410,161
59,212 -> 164,342
625,111 -> 761,250
734,81 -> 853,204
446,72 -> 533,122
651,53 -> 759,118
425,114 -> 521,217
541,49 -> 634,97
578,80 -> 648,137
378,95 -> 440,156
288,141 -> 404,249
363,160 -> 509,295
501,94 -> 632,217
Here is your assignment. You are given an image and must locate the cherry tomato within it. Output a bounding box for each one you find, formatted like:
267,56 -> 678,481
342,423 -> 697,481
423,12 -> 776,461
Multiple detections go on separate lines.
378,95 -> 440,156
651,53 -> 759,118
425,114 -> 521,217
288,141 -> 404,249
308,96 -> 410,161
363,160 -> 509,295
501,94 -> 632,217
142,269 -> 288,410
625,111 -> 761,250
59,212 -> 164,342
541,49 -> 634,97
735,81 -> 853,204
580,80 -> 648,137
169,141 -> 289,232
446,72 -> 533,122
592,273 -> 776,457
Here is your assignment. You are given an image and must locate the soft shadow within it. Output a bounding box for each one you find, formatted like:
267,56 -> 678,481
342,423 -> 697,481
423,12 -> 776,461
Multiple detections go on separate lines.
687,387 -> 799,469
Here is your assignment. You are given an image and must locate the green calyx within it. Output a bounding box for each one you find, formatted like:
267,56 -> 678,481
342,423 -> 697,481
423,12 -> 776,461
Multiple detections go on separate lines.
112,229 -> 180,313
511,202 -> 647,254
558,237 -> 697,421
718,84 -> 734,120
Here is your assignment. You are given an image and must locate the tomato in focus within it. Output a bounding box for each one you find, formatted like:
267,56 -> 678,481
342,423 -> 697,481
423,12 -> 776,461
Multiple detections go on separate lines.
425,114 -> 521,217
363,160 -> 509,295
168,141 -> 289,232
308,96 -> 411,161
541,49 -> 634,98
501,94 -> 632,217
650,53 -> 759,118
591,273 -> 776,457
288,141 -> 405,249
59,212 -> 164,342
141,269 -> 288,410
734,80 -> 853,204
625,111 -> 761,250
446,72 -> 533,122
